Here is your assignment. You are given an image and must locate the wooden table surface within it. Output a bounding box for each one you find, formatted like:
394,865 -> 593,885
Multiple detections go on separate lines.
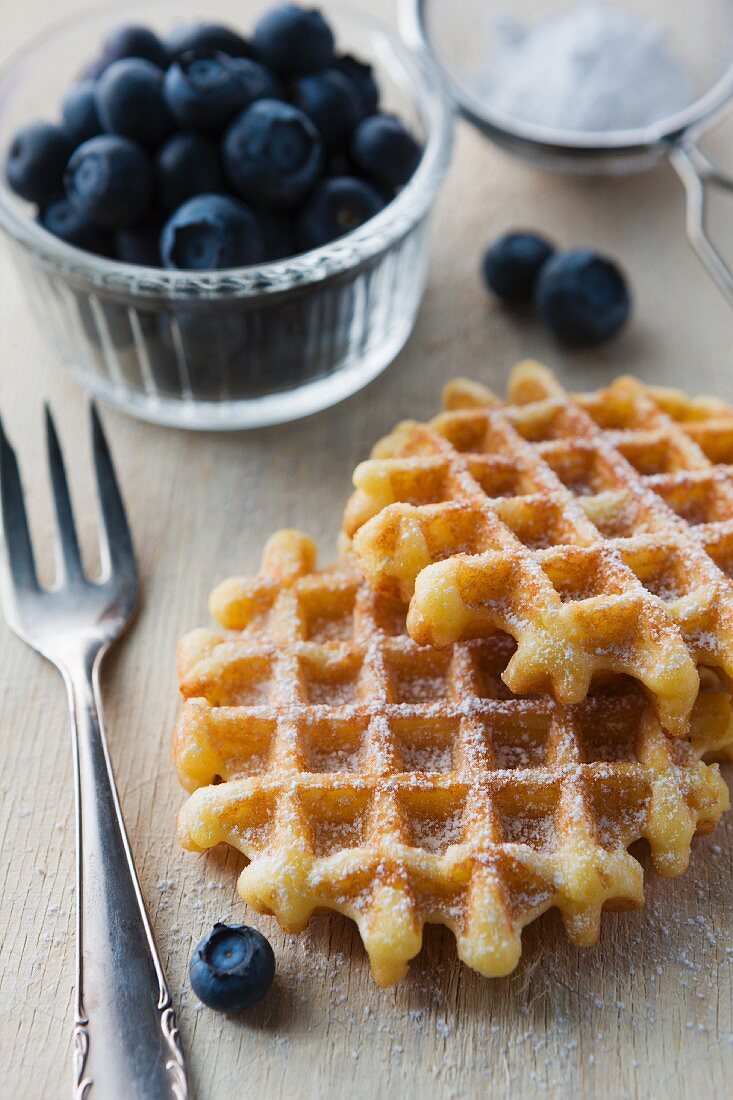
2,2 -> 733,1097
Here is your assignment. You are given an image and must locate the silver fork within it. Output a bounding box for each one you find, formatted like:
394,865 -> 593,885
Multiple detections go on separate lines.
0,406 -> 188,1100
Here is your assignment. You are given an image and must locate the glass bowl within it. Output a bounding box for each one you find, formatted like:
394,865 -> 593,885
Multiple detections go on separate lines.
0,0 -> 453,429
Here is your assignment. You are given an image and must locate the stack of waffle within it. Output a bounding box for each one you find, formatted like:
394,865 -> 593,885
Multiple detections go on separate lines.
174,361 -> 733,986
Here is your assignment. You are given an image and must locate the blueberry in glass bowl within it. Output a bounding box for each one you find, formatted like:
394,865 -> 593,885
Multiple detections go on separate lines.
0,1 -> 452,430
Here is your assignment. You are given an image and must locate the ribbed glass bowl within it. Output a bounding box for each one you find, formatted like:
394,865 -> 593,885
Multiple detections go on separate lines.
0,0 -> 452,429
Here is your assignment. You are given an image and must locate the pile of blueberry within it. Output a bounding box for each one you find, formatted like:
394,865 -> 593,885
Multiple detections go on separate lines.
4,5 -> 423,270
481,231 -> 632,348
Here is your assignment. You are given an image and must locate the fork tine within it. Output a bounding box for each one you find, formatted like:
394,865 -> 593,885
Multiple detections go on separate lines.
45,406 -> 84,582
0,415 -> 39,593
90,403 -> 137,583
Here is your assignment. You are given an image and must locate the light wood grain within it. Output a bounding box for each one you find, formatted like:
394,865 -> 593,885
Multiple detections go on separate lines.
1,2 -> 733,1097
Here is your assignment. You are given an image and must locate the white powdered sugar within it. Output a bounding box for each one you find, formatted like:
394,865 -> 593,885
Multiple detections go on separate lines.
475,0 -> 695,132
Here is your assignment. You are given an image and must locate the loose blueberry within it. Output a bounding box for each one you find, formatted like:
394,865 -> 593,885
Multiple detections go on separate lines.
95,59 -> 173,151
253,5 -> 335,76
351,113 -> 422,189
481,231 -> 556,304
223,99 -> 324,211
290,68 -> 366,151
166,23 -> 255,61
334,54 -> 379,115
155,132 -> 225,211
62,81 -> 102,145
296,174 -> 384,250
99,24 -> 169,70
64,135 -> 153,229
115,217 -> 163,265
226,57 -> 283,108
164,50 -> 245,134
160,193 -> 264,270
5,122 -> 72,204
258,210 -> 295,260
535,249 -> 632,348
189,924 -> 275,1013
38,195 -> 112,254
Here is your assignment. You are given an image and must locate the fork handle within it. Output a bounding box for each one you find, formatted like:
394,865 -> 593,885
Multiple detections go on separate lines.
67,648 -> 188,1100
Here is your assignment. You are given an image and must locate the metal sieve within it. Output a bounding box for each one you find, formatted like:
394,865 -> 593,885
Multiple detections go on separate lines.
402,0 -> 733,302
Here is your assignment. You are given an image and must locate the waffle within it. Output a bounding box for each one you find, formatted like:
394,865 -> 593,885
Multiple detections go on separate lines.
344,361 -> 733,737
174,529 -> 732,987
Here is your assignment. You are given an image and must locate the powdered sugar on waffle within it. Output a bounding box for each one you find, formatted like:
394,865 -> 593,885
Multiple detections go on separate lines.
346,363 -> 733,738
173,528 -> 733,985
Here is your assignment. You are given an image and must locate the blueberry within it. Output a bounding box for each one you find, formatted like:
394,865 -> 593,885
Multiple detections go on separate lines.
77,292 -> 136,350
38,195 -> 112,254
159,309 -> 246,396
95,59 -> 173,150
253,5 -> 335,76
325,150 -> 355,177
115,217 -> 163,265
5,122 -> 72,203
99,24 -> 168,69
481,231 -> 556,304
64,135 -> 153,229
164,50 -> 245,134
334,55 -> 379,115
160,193 -> 264,270
62,81 -> 102,144
290,69 -> 366,151
227,58 -> 283,107
155,132 -> 224,212
189,923 -> 275,1012
351,113 -> 422,189
535,249 -> 632,348
296,175 -> 384,250
258,211 -> 295,260
223,99 -> 323,211
78,55 -> 109,82
166,23 -> 254,61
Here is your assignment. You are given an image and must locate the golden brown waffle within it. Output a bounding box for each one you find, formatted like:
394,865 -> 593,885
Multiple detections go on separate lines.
175,529 -> 732,987
344,362 -> 733,737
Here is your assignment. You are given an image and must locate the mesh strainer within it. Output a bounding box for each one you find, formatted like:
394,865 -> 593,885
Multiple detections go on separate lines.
402,0 -> 733,302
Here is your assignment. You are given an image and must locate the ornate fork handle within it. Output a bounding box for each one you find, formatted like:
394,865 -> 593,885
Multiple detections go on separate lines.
67,645 -> 187,1100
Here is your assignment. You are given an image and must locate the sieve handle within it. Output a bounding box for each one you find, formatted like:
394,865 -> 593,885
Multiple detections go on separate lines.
669,140 -> 733,304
